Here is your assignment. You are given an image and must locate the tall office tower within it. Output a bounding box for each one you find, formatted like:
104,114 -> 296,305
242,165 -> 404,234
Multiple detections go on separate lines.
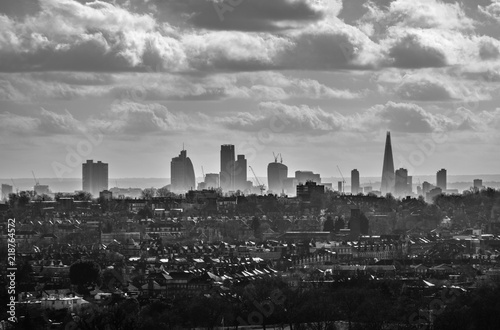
395,168 -> 408,197
220,144 -> 235,191
422,181 -> 432,195
234,154 -> 247,191
82,160 -> 108,197
295,171 -> 321,184
351,169 -> 360,195
407,176 -> 413,194
380,131 -> 395,195
170,149 -> 196,193
204,173 -> 220,189
437,169 -> 447,191
268,157 -> 288,193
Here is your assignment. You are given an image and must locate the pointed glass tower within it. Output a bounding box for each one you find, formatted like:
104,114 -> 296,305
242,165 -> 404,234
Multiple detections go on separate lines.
381,131 -> 395,195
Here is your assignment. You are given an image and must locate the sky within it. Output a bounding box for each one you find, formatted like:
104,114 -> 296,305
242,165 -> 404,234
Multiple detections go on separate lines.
0,0 -> 499,180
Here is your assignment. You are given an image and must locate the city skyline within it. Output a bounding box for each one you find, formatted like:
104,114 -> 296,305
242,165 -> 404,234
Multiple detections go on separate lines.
1,0 -> 500,179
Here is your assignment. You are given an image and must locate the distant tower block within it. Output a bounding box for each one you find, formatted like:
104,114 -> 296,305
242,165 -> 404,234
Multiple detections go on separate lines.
220,144 -> 235,191
437,169 -> 447,191
380,131 -> 395,195
351,169 -> 360,195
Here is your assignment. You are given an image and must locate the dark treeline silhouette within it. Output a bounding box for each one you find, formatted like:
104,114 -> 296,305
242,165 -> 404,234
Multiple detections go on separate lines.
14,277 -> 500,330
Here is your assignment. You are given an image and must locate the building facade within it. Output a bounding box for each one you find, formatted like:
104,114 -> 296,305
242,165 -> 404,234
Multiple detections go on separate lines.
437,169 -> 447,191
380,131 -> 395,195
234,154 -> 247,192
220,145 -> 235,191
171,149 -> 196,193
351,169 -> 360,195
268,161 -> 288,194
82,160 -> 108,197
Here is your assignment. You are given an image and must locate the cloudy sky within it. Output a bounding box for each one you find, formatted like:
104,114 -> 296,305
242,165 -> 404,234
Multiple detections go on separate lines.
1,0 -> 499,181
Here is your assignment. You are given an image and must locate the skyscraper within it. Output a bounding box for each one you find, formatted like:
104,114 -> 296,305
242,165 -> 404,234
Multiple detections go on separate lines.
204,173 -> 220,189
82,160 -> 108,197
437,169 -> 447,191
268,157 -> 288,193
295,171 -> 321,184
170,149 -> 196,193
380,131 -> 395,195
234,154 -> 247,191
351,169 -> 360,195
395,168 -> 408,197
220,144 -> 235,191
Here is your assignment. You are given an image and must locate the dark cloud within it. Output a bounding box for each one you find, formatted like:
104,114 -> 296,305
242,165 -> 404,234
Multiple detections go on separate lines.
157,0 -> 324,31
396,79 -> 454,101
388,35 -> 448,68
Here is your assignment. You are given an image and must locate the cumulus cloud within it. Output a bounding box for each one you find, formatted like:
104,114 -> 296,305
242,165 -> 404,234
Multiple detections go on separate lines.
216,100 -> 500,134
395,78 -> 454,101
359,0 -> 474,35
0,108 -> 83,135
479,0 -> 500,22
88,101 -> 195,134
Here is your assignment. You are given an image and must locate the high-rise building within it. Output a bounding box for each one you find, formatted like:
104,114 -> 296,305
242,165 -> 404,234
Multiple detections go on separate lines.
407,176 -> 413,194
1,184 -> 13,200
473,179 -> 483,189
395,168 -> 408,197
268,158 -> 288,193
380,131 -> 395,195
295,171 -> 321,184
82,160 -> 108,197
170,149 -> 196,193
204,173 -> 220,189
437,169 -> 447,191
234,154 -> 247,191
220,145 -> 235,191
422,181 -> 433,196
351,169 -> 360,195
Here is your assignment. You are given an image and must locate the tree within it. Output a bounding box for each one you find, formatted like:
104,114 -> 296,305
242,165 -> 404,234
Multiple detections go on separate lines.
323,216 -> 334,232
156,187 -> 172,198
69,260 -> 101,295
74,191 -> 92,201
335,216 -> 345,232
141,188 -> 157,200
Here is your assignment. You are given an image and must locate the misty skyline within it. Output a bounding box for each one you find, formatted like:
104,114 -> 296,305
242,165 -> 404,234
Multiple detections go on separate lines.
1,0 -> 500,179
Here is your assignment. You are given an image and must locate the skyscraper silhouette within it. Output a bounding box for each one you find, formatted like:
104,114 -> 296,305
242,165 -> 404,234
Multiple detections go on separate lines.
220,144 -> 235,191
170,148 -> 196,193
82,160 -> 108,197
234,154 -> 247,191
380,131 -> 395,195
351,169 -> 360,195
268,157 -> 288,193
437,169 -> 447,191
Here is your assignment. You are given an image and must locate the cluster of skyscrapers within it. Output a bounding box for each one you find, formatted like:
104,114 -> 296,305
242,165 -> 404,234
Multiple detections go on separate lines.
72,132 -> 486,199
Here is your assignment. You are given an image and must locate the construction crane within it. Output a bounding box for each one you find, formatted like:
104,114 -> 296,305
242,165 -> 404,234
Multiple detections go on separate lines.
32,170 -> 39,185
249,166 -> 266,195
11,179 -> 18,193
337,165 -> 346,194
